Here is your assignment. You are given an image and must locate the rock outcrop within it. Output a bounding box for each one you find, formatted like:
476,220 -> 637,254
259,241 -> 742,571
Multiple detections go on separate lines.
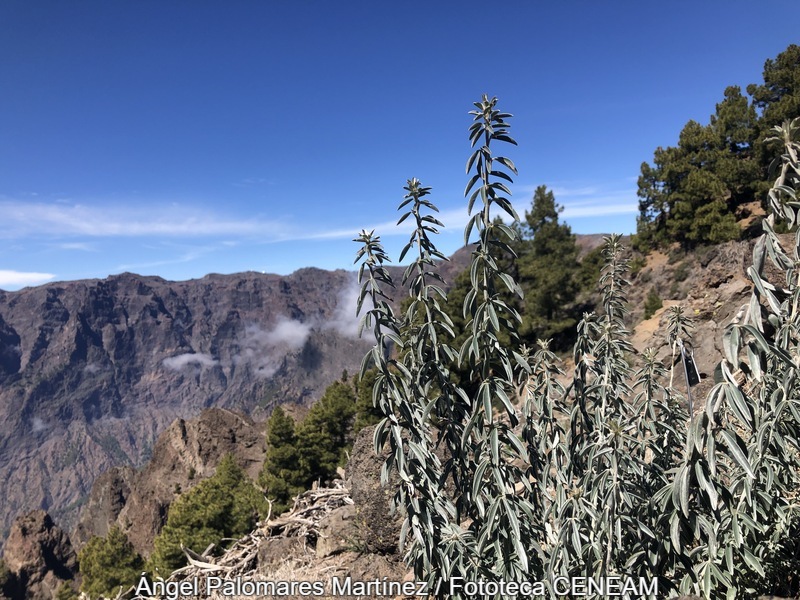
1,511 -> 76,600
73,407 -> 266,556
626,239 -> 755,401
345,425 -> 403,555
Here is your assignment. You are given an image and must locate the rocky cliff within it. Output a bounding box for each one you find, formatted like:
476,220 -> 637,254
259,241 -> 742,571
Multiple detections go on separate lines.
72,407 -> 267,556
0,269 -> 372,543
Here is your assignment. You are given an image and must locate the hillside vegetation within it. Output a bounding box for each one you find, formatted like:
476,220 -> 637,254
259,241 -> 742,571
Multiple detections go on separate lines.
636,44 -> 799,249
354,80 -> 800,599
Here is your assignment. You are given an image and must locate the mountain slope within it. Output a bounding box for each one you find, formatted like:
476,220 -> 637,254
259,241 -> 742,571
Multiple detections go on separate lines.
0,269 -> 370,541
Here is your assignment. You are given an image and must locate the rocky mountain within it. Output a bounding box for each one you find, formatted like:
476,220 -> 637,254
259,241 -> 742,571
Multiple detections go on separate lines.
72,407 -> 266,556
0,269 -> 374,543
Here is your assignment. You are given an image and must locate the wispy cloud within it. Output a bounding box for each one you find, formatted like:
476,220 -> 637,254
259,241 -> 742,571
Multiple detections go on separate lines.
0,270 -> 56,288
230,282 -> 367,378
233,319 -> 313,378
0,200 -> 288,239
116,244 -> 216,271
56,242 -> 96,251
511,181 -> 637,220
516,184 -> 601,198
0,185 -> 635,273
302,207 -> 471,242
163,353 -> 219,370
562,202 -> 637,218
233,177 -> 273,188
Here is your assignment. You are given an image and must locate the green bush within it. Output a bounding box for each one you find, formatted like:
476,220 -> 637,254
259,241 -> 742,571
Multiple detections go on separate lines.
672,259 -> 690,282
78,527 -> 143,599
644,287 -> 663,319
55,582 -> 80,600
629,254 -> 647,277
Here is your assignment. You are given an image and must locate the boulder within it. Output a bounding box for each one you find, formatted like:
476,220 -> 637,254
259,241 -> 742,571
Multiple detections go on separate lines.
345,426 -> 403,555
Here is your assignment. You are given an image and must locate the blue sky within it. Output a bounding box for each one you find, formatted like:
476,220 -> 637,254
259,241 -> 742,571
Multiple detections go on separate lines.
0,2 -> 798,290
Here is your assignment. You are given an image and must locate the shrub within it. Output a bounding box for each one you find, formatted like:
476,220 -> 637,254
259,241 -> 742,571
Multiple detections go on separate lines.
629,254 -> 647,277
644,287 -> 663,319
355,98 -> 800,599
55,582 -> 80,600
673,259 -> 690,282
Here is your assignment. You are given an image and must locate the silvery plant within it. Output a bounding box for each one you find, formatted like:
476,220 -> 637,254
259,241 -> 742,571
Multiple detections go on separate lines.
355,95 -> 800,599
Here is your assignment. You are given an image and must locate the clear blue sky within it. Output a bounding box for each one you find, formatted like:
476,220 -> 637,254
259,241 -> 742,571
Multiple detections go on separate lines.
0,2 -> 797,290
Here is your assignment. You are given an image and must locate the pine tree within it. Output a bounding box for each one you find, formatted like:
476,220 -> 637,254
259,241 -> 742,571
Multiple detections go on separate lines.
149,455 -> 266,573
639,118 -> 742,248
635,45 -> 800,248
748,44 -> 800,199
748,44 -> 800,132
516,185 -> 580,347
78,527 -> 143,599
295,380 -> 356,483
258,406 -> 303,515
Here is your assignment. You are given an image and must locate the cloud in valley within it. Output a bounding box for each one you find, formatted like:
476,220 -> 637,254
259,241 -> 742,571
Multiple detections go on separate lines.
233,282 -> 368,379
235,319 -> 312,378
163,353 -> 219,370
321,277 -> 368,339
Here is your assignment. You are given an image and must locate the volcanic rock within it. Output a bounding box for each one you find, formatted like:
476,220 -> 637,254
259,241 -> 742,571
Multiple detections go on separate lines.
1,511 -> 76,600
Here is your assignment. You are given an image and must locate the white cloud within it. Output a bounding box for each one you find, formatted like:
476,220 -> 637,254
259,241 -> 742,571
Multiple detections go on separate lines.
268,318 -> 313,351
234,320 -> 312,378
57,242 -> 96,251
0,270 -> 55,288
31,417 -> 48,433
510,182 -> 637,220
0,200 -> 288,239
562,202 -> 638,218
116,245 -> 215,271
163,353 -> 219,370
305,207 -> 470,242
321,277 -> 368,339
231,285 -> 369,379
